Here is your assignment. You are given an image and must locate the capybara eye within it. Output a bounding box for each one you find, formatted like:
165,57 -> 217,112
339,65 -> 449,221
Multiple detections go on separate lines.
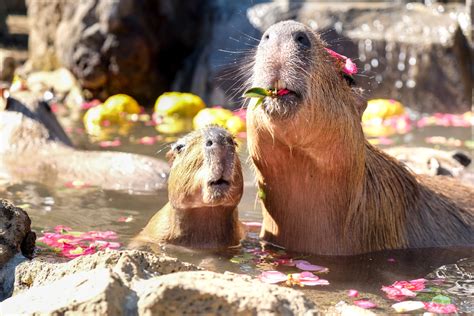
174,144 -> 185,153
294,32 -> 310,48
206,140 -> 213,147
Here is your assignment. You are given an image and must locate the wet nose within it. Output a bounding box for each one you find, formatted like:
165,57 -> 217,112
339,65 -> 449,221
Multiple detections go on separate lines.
204,128 -> 235,159
262,30 -> 311,50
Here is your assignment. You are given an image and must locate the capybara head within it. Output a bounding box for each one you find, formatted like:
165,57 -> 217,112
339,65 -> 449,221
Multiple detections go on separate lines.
2,95 -> 72,146
166,126 -> 243,209
251,20 -> 366,141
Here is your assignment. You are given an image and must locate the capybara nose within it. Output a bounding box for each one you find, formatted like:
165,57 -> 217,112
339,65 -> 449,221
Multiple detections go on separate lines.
204,128 -> 235,161
262,29 -> 311,50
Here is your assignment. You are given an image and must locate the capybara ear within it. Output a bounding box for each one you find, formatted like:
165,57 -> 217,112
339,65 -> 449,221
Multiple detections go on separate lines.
165,149 -> 176,166
352,87 -> 367,119
452,151 -> 472,167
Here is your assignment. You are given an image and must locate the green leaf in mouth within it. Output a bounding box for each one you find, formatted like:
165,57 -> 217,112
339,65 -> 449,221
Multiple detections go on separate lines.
243,87 -> 272,98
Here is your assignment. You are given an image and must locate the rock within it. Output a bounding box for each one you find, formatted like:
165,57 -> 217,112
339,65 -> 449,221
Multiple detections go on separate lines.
26,67 -> 78,94
137,270 -> 318,315
27,0 -> 208,103
244,2 -> 471,113
1,250 -> 317,314
10,249 -> 199,295
0,50 -> 16,82
0,199 -> 35,269
330,301 -> 376,316
26,0 -> 67,71
0,268 -> 131,315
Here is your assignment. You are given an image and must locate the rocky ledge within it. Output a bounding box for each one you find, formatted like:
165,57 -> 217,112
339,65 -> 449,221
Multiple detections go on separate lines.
0,249 -> 317,315
0,199 -> 35,268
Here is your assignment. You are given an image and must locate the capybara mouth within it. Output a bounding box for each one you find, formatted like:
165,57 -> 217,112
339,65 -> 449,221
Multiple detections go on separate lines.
208,178 -> 231,191
207,177 -> 232,201
263,89 -> 302,119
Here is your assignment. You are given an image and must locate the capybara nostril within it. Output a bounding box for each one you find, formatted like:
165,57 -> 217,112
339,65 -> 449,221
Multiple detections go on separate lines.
294,32 -> 311,48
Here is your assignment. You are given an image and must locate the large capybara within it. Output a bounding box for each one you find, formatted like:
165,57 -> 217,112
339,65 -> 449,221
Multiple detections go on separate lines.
131,126 -> 243,249
246,20 -> 474,255
0,92 -> 168,193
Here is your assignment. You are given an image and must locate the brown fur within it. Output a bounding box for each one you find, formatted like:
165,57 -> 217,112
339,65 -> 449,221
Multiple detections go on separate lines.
247,20 -> 473,255
131,127 -> 244,249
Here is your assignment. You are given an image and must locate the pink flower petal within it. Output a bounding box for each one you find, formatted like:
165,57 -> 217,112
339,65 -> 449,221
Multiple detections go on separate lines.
292,272 -> 329,286
241,221 -> 262,228
81,99 -> 101,110
275,258 -> 295,267
258,271 -> 287,284
348,289 -> 359,297
64,180 -> 90,189
423,302 -> 457,314
138,136 -> 156,145
325,48 -> 358,75
99,139 -> 121,148
354,300 -> 377,309
277,89 -> 290,96
294,260 -> 328,272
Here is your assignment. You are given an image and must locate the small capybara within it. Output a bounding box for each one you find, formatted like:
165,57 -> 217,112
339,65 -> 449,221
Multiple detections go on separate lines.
131,126 -> 244,249
246,20 -> 473,255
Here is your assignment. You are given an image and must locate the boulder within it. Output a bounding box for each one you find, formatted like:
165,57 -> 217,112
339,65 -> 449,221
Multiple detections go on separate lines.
10,249 -> 199,295
1,249 -> 318,315
0,268 -> 131,315
0,199 -> 35,269
137,270 -> 318,315
27,0 -> 208,103
245,2 -> 471,113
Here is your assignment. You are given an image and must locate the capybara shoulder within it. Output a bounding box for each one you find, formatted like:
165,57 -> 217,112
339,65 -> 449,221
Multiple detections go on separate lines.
131,126 -> 244,249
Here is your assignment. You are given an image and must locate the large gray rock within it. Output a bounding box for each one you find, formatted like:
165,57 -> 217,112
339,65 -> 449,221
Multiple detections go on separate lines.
27,0 -> 208,103
9,249 -> 199,296
245,2 -> 471,113
1,268 -> 132,315
0,249 -> 318,315
137,270 -> 318,315
0,199 -> 35,269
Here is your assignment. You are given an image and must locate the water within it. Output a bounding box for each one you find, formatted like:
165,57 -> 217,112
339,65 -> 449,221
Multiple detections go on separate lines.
1,113 -> 473,313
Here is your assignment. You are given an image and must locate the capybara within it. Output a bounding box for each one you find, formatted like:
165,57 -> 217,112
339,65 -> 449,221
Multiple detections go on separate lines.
131,126 -> 243,249
0,93 -> 168,193
246,20 -> 473,255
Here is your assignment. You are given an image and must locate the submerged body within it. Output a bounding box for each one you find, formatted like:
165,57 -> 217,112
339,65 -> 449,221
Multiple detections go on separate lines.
0,94 -> 168,193
131,126 -> 243,249
247,20 -> 473,255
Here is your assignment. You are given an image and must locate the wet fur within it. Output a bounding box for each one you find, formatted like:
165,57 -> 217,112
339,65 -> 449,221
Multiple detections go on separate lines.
247,21 -> 474,255
131,128 -> 244,249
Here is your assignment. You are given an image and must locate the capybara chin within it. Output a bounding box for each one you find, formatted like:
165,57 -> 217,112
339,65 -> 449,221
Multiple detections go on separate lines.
131,126 -> 244,249
246,20 -> 473,255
